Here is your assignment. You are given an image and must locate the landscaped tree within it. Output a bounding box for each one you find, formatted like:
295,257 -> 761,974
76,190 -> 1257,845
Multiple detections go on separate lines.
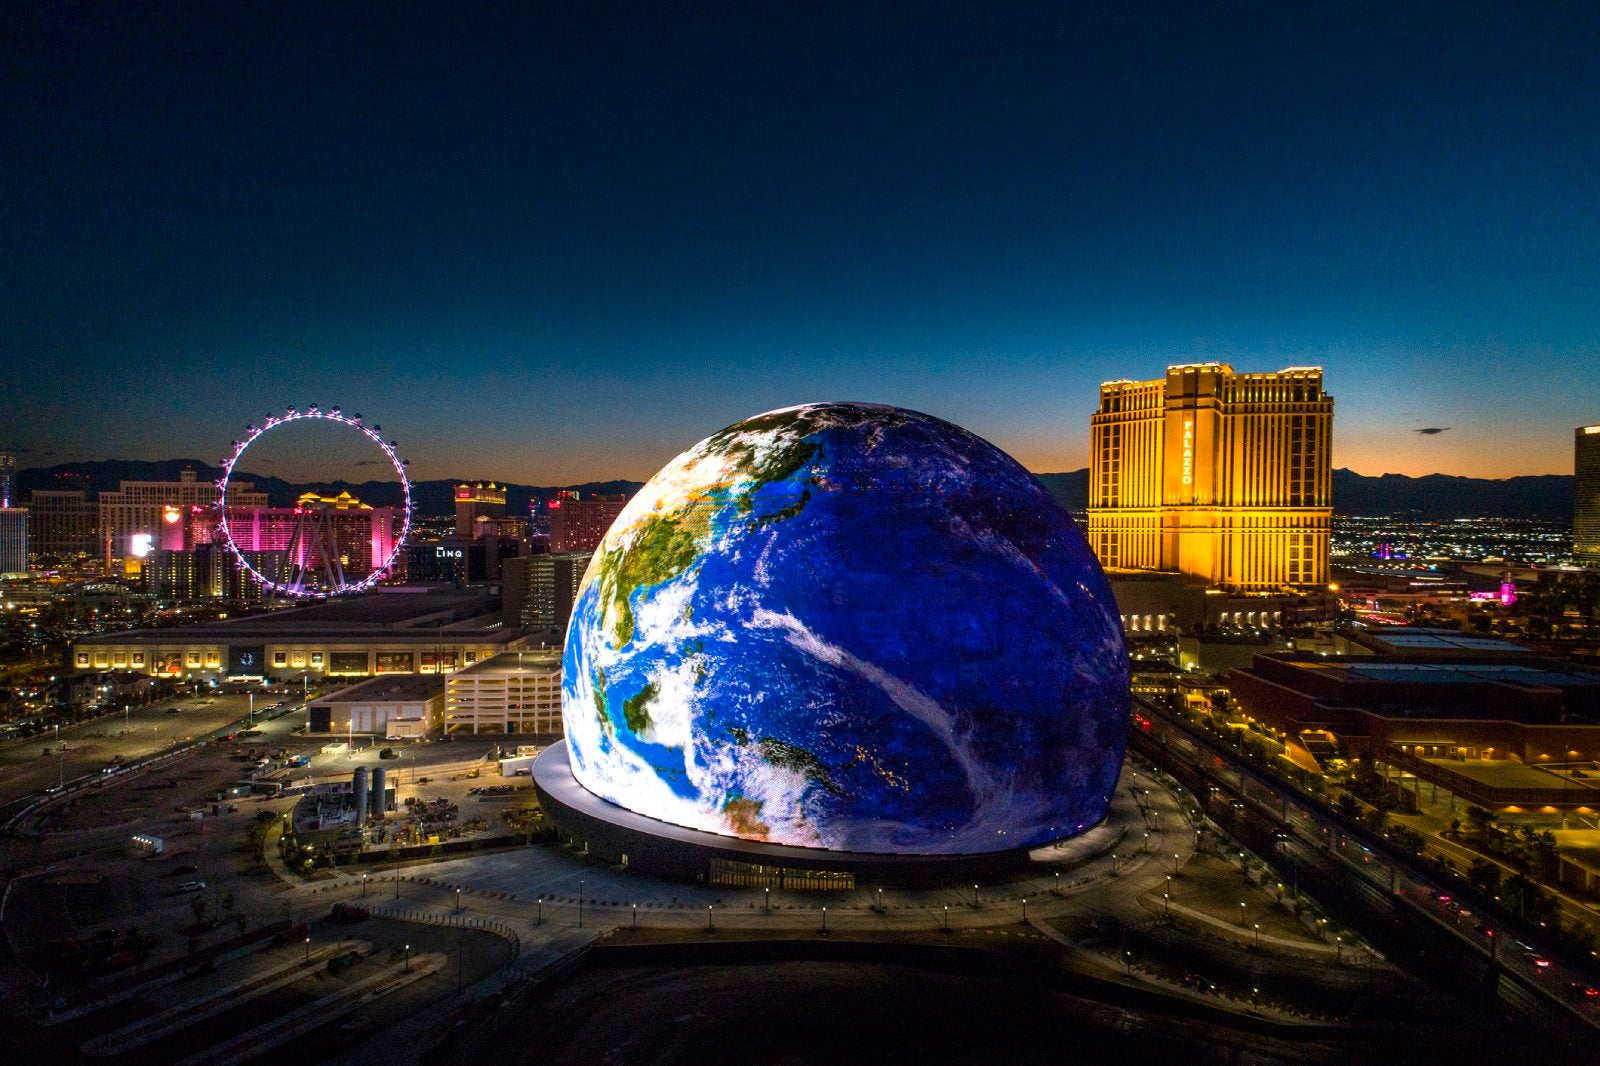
1531,832 -> 1561,883
1464,806 -> 1498,843
1467,858 -> 1501,896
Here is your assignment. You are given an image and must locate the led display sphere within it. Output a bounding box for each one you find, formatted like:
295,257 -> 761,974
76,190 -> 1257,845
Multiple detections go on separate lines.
561,403 -> 1129,855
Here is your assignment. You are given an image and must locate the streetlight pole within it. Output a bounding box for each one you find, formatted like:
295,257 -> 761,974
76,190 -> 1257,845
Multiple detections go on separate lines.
404,943 -> 411,973
764,887 -> 770,915
304,935 -> 310,963
361,873 -> 368,898
707,905 -> 714,931
578,880 -> 584,929
821,906 -> 828,934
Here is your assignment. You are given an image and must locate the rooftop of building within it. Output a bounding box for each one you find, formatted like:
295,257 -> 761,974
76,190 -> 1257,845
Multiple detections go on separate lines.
219,589 -> 496,629
1313,660 -> 1600,690
79,625 -> 523,647
309,674 -> 445,705
451,649 -> 563,678
1346,627 -> 1530,655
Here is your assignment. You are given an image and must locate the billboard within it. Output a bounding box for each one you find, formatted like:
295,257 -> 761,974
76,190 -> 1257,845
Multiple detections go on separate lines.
329,651 -> 369,675
375,652 -> 413,674
228,644 -> 267,676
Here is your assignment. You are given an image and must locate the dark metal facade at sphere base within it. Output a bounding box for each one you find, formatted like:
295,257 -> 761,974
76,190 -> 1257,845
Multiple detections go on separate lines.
531,741 -> 1099,889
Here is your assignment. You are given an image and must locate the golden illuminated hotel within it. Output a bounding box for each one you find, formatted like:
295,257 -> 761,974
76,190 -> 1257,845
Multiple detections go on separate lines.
1087,363 -> 1332,592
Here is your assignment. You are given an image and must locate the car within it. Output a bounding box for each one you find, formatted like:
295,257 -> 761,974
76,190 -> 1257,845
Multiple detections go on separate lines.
1433,893 -> 1452,904
177,880 -> 207,893
1527,953 -> 1551,969
172,864 -> 199,875
378,748 -> 398,759
1569,981 -> 1599,998
513,767 -> 532,776
164,708 -> 181,715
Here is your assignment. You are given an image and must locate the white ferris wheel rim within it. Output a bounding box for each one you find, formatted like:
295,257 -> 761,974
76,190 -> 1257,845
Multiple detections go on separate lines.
215,406 -> 413,598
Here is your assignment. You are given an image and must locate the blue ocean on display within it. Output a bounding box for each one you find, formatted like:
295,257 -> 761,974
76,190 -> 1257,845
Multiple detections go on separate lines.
561,402 -> 1129,855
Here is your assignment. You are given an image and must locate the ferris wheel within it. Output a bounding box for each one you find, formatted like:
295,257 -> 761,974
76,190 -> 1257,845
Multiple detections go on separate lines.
216,405 -> 413,598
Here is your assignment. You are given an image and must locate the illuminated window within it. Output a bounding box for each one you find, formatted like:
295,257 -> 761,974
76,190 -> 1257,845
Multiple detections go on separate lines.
311,653 -> 323,666
273,652 -> 287,667
206,652 -> 219,665
132,653 -> 144,666
188,653 -> 201,665
76,653 -> 89,666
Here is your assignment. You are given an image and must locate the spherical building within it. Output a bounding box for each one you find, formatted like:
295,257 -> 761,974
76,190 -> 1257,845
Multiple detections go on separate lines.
541,402 -> 1128,882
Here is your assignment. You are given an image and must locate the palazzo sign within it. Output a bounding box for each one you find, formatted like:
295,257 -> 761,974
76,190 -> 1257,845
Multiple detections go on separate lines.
1181,419 -> 1194,486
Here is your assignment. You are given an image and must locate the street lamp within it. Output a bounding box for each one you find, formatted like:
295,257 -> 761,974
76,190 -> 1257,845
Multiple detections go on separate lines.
707,905 -> 714,931
942,905 -> 949,932
1021,898 -> 1028,922
764,887 -> 770,915
361,873 -> 368,898
821,906 -> 828,934
537,897 -> 543,924
304,935 -> 310,963
455,888 -> 461,913
972,884 -> 979,907
404,943 -> 411,972
1253,923 -> 1261,949
1239,902 -> 1247,926
631,903 -> 637,930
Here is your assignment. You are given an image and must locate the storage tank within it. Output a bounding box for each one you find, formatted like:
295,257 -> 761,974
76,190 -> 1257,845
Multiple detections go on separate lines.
370,766 -> 387,818
352,766 -> 369,828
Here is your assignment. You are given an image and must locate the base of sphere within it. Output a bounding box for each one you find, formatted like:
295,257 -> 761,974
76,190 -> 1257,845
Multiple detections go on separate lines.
532,740 -> 1102,889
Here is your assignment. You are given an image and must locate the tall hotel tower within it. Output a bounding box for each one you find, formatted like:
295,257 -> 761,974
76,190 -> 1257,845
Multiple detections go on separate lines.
1087,363 -> 1333,592
1577,424 -> 1600,564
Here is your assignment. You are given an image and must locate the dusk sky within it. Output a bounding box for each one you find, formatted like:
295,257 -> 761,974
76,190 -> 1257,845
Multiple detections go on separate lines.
4,3 -> 1597,483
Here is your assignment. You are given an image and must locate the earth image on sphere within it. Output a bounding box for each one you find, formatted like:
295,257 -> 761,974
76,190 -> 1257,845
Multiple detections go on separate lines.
561,402 -> 1129,856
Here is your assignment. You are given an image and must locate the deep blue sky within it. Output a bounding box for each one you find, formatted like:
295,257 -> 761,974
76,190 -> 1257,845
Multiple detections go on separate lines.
4,3 -> 1597,481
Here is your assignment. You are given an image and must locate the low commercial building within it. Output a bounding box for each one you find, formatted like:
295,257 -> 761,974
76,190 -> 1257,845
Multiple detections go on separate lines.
307,675 -> 445,737
1106,568 -> 1332,637
444,650 -> 562,735
70,589 -> 526,681
1226,630 -> 1600,805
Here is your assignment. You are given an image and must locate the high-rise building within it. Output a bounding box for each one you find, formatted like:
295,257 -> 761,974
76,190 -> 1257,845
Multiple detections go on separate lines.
548,492 -> 627,552
26,489 -> 98,564
99,468 -> 267,569
1577,424 -> 1600,564
1087,363 -> 1333,592
0,453 -> 15,508
145,543 -> 283,603
0,507 -> 28,576
502,551 -> 592,632
454,482 -> 507,540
